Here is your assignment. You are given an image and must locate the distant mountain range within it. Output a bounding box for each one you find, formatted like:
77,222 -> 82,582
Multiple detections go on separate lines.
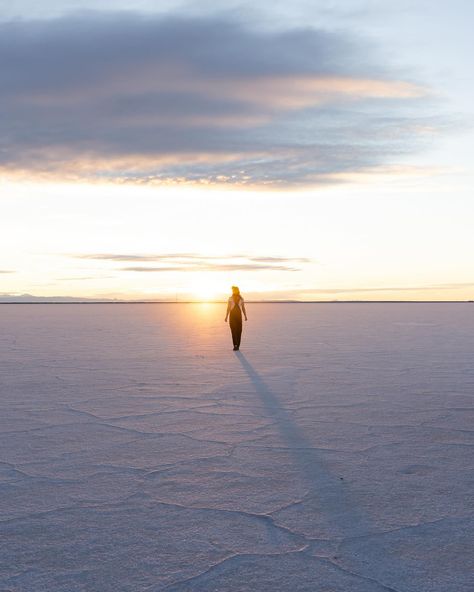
0,294 -> 118,303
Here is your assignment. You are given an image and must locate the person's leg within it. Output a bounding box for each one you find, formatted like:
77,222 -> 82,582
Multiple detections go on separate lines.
230,319 -> 238,347
230,309 -> 242,349
235,319 -> 242,349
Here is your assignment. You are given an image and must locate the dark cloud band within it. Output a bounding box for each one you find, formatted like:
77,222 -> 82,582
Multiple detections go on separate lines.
0,12 -> 430,186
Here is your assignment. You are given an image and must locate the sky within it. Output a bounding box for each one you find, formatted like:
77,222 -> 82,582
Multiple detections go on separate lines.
1,0 -> 473,301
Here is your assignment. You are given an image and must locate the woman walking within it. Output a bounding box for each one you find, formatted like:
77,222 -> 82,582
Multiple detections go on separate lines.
225,286 -> 247,350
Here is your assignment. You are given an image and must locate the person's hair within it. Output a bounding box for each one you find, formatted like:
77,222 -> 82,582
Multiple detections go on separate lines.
231,285 -> 241,303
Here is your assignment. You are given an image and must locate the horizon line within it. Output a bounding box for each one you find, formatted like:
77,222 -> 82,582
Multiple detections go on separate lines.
0,300 -> 473,304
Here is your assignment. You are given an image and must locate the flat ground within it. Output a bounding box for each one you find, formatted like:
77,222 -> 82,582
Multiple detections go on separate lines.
0,303 -> 473,591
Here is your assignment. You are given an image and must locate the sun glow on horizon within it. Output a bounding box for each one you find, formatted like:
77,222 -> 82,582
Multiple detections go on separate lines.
189,277 -> 227,302
1,173 -> 474,303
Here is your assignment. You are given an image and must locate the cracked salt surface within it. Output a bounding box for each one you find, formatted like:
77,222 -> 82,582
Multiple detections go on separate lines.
1,303 -> 473,591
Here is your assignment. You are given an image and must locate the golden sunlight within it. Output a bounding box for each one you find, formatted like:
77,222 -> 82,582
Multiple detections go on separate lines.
190,278 -> 225,302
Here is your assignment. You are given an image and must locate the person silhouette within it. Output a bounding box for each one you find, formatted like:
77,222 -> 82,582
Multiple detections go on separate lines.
225,285 -> 247,350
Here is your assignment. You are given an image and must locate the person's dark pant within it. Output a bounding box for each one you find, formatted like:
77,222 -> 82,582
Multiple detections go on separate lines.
229,309 -> 242,349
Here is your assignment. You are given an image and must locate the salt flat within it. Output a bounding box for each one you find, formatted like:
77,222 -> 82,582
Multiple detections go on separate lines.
0,303 -> 473,591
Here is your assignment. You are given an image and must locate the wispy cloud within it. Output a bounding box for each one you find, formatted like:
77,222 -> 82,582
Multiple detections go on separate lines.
56,275 -> 115,281
0,270 -> 15,274
73,253 -> 220,262
72,252 -> 309,262
69,252 -> 310,272
295,282 -> 474,295
0,11 -> 434,186
121,264 -> 299,272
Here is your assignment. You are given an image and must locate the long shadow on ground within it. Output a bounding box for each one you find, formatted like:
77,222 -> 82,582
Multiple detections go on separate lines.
235,351 -> 371,538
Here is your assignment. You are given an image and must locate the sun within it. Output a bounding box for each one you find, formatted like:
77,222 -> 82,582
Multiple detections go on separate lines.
191,280 -> 223,302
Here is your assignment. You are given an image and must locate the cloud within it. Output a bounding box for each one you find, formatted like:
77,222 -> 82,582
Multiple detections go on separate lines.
121,264 -> 298,272
0,11 -> 433,186
0,270 -> 15,274
72,252 -> 308,262
295,282 -> 474,295
69,252 -> 309,271
73,253 -> 221,262
56,275 -> 115,280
